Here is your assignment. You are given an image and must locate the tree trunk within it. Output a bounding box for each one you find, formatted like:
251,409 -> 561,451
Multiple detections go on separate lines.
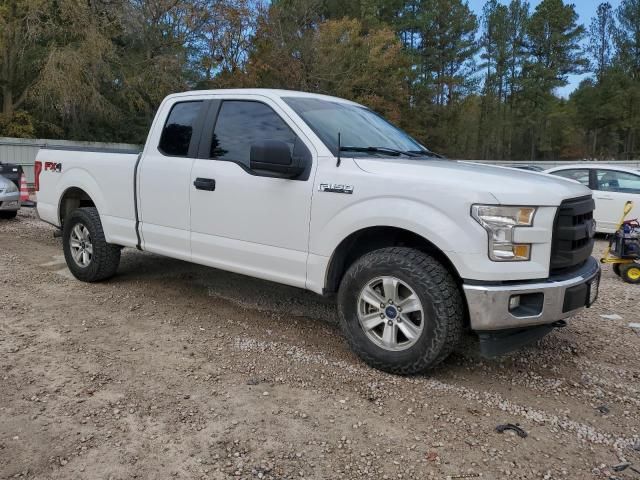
1,1 -> 17,116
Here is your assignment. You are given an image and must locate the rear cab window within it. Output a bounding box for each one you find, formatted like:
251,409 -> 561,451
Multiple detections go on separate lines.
158,101 -> 203,157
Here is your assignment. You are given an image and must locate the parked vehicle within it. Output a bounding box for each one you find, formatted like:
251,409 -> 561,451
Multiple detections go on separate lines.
508,164 -> 544,172
0,174 -> 20,219
545,164 -> 640,233
0,161 -> 23,189
35,89 -> 600,374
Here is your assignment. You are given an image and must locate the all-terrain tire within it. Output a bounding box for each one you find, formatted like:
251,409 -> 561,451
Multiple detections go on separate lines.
337,247 -> 464,375
62,207 -> 121,282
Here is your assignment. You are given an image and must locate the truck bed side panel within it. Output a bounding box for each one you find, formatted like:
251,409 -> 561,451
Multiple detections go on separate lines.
36,148 -> 140,247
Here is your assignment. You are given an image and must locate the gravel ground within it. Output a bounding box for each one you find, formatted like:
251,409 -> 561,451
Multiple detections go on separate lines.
1,208 -> 639,480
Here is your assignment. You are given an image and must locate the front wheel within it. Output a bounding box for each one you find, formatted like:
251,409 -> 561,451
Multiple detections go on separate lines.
62,207 -> 121,282
337,247 -> 464,375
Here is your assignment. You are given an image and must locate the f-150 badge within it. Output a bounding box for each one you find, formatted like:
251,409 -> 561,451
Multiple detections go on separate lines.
319,183 -> 354,194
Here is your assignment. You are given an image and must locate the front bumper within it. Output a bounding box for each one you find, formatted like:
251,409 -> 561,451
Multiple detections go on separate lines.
463,256 -> 600,331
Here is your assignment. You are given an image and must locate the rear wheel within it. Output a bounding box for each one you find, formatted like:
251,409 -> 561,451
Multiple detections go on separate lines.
337,247 -> 463,375
620,263 -> 640,284
62,207 -> 121,282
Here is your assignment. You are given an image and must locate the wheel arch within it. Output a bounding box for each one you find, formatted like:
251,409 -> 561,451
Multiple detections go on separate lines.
324,226 -> 463,294
58,187 -> 97,227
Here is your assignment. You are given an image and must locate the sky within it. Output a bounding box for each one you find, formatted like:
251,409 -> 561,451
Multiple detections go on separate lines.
467,0 -> 623,96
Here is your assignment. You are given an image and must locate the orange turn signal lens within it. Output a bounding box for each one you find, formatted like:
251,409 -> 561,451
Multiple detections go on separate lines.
512,244 -> 531,260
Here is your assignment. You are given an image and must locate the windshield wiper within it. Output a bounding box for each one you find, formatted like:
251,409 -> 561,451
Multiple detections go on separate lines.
406,149 -> 443,158
340,146 -> 421,158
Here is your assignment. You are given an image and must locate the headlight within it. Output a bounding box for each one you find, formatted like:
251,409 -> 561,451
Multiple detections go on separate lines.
4,181 -> 18,194
471,205 -> 537,261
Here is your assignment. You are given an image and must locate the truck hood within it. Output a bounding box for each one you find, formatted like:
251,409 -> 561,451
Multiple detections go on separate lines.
352,158 -> 591,205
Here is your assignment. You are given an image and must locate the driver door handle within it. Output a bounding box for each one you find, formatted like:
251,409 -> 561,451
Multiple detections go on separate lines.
594,195 -> 612,200
193,178 -> 216,191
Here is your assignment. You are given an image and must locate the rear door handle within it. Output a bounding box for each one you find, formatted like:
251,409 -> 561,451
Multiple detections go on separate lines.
193,178 -> 216,191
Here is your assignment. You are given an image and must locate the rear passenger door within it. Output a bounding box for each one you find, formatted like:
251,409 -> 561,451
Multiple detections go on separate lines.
189,97 -> 316,288
139,99 -> 207,260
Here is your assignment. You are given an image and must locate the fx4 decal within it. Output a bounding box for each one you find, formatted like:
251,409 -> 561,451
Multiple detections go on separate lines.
44,162 -> 62,173
319,183 -> 354,194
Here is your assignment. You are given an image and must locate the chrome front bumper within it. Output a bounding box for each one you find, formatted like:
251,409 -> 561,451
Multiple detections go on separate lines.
463,257 -> 600,331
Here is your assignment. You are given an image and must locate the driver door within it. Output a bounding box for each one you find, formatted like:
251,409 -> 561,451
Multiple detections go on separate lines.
189,97 -> 317,288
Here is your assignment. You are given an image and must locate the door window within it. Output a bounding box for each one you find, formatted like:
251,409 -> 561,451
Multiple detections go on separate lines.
210,101 -> 297,167
596,170 -> 640,194
158,101 -> 203,157
552,169 -> 590,187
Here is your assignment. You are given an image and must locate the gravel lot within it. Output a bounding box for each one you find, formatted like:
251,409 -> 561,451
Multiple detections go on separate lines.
1,209 -> 639,480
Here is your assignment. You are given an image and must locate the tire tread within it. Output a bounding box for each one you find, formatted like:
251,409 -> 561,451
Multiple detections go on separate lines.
338,247 -> 463,375
63,207 -> 120,282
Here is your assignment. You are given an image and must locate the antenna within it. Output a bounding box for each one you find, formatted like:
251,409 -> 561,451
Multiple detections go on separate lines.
336,132 -> 341,167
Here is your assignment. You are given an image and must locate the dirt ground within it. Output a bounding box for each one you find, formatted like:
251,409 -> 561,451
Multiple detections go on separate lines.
1,209 -> 639,480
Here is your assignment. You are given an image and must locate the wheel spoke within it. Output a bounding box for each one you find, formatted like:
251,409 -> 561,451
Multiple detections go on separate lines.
381,322 -> 396,347
361,286 -> 385,309
360,312 -> 384,331
85,244 -> 93,255
398,315 -> 420,341
81,250 -> 89,266
71,248 -> 82,263
81,226 -> 90,241
70,240 -> 81,249
398,294 -> 421,314
72,224 -> 83,241
382,277 -> 398,303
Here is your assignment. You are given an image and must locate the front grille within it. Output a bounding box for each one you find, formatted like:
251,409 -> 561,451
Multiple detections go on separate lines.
550,196 -> 596,274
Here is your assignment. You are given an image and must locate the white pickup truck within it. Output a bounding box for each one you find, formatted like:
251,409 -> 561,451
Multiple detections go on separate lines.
35,89 -> 600,374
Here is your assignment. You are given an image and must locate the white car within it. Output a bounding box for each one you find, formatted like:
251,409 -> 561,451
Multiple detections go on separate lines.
35,89 -> 600,373
545,164 -> 640,233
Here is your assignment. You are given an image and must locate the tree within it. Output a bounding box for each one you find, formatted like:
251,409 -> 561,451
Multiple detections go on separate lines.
521,0 -> 586,159
588,2 -> 616,82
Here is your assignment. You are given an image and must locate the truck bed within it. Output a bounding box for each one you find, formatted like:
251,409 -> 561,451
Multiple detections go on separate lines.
36,147 -> 141,248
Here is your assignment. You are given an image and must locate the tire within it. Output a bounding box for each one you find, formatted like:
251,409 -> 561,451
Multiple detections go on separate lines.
612,264 -> 622,276
62,207 -> 121,282
620,263 -> 640,284
337,247 -> 464,375
0,210 -> 18,219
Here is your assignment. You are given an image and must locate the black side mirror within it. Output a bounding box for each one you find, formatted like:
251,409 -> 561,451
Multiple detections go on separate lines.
250,140 -> 305,179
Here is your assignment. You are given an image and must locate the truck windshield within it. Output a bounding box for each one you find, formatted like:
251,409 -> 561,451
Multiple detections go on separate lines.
283,97 -> 436,158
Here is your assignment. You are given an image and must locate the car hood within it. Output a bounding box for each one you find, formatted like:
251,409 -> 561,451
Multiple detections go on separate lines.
352,158 -> 592,205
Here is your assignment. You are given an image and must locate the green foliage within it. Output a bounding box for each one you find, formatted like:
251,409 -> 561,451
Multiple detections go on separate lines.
0,0 -> 638,159
0,111 -> 35,138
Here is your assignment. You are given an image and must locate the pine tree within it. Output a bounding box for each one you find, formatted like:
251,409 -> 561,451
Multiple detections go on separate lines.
588,2 -> 616,83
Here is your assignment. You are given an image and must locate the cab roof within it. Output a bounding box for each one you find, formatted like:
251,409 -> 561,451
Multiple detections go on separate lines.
165,88 -> 360,106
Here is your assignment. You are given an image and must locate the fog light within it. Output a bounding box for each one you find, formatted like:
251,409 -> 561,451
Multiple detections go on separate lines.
509,295 -> 521,311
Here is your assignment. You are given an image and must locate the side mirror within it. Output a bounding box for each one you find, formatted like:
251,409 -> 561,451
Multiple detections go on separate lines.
250,140 -> 305,179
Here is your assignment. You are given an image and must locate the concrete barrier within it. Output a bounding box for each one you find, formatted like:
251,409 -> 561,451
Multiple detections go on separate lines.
1,136 -> 639,185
